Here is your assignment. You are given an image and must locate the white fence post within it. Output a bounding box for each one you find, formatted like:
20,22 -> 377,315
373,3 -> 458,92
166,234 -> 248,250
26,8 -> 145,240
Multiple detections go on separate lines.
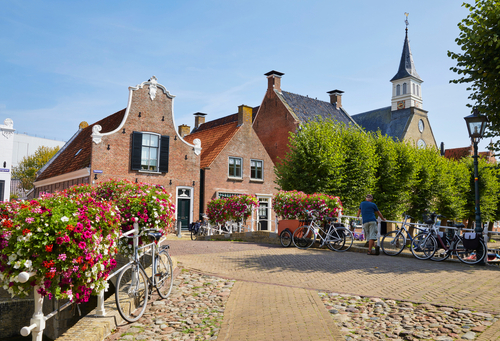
17,272 -> 45,341
96,290 -> 106,316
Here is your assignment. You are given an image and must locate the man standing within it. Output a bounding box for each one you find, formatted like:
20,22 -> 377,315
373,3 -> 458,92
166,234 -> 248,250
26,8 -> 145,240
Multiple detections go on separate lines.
357,194 -> 386,255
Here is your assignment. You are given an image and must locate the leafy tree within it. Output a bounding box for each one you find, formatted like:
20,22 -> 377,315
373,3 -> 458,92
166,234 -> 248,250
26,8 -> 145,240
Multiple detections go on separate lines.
448,0 -> 500,149
371,133 -> 418,220
434,157 -> 469,221
275,119 -> 377,214
461,157 -> 500,226
406,147 -> 443,220
12,146 -> 60,193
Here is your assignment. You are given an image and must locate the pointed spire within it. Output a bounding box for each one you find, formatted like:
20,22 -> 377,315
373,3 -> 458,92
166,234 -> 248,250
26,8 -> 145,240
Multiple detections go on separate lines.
390,15 -> 422,82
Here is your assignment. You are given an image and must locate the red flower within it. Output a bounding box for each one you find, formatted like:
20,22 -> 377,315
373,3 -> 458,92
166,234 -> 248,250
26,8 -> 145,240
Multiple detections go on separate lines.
45,244 -> 53,252
22,228 -> 31,236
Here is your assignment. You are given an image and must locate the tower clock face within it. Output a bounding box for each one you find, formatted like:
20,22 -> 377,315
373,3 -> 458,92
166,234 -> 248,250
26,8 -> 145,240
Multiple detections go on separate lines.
397,101 -> 405,110
418,119 -> 424,132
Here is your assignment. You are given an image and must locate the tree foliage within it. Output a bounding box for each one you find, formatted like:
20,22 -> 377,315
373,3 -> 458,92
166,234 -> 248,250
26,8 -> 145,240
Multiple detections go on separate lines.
275,119 -> 377,215
12,146 -> 60,192
448,0 -> 500,149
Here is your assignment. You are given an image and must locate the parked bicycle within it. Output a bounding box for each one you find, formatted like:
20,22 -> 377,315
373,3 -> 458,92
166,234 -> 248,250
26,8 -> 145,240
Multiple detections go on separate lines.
410,213 -> 441,260
115,228 -> 174,322
430,221 -> 487,265
190,220 -> 209,240
380,214 -> 428,256
292,210 -> 352,252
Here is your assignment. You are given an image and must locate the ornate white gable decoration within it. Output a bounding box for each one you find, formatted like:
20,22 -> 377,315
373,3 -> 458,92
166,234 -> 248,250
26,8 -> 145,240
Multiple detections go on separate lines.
1,118 -> 14,139
149,76 -> 158,101
193,138 -> 202,155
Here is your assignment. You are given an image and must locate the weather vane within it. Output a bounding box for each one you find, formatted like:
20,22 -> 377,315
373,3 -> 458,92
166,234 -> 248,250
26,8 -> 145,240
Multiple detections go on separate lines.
405,12 -> 409,28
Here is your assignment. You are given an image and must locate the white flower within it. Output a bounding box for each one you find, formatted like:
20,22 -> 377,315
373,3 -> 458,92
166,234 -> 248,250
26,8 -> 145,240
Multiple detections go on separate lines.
8,254 -> 17,262
37,227 -> 42,232
24,260 -> 32,269
90,283 -> 95,289
61,216 -> 69,222
104,282 -> 109,292
13,261 -> 21,269
85,271 -> 91,278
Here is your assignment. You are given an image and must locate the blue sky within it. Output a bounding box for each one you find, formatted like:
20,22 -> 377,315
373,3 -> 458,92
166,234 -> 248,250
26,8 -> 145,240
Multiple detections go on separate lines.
1,0 -> 495,152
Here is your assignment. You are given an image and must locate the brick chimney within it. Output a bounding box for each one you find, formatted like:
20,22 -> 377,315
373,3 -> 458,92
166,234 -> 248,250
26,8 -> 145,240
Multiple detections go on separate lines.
327,90 -> 344,108
178,124 -> 191,138
265,70 -> 284,92
238,105 -> 253,127
193,112 -> 207,129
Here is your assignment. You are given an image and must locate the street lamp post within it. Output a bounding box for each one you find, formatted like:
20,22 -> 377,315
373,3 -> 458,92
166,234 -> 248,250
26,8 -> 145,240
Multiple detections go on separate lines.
464,108 -> 488,233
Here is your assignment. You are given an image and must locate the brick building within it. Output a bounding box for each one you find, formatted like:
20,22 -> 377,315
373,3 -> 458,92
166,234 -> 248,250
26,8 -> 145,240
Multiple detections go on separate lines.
34,77 -> 201,229
184,105 -> 278,231
254,70 -> 359,165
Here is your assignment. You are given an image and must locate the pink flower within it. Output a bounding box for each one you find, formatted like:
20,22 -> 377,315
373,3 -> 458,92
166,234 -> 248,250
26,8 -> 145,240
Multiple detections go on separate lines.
25,217 -> 35,224
78,241 -> 86,249
58,254 -> 67,261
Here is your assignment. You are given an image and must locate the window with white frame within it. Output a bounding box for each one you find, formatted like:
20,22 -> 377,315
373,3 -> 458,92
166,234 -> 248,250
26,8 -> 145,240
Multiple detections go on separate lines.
396,84 -> 401,96
251,159 -> 263,180
131,132 -> 169,173
228,157 -> 242,178
403,83 -> 407,94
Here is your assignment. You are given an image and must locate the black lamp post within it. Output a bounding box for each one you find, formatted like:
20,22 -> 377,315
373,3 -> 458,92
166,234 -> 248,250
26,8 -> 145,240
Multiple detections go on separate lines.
464,108 -> 488,233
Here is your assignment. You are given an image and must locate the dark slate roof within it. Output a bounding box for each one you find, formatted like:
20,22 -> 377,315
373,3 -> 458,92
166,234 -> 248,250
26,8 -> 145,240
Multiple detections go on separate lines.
351,107 -> 412,141
277,91 -> 358,126
390,29 -> 422,82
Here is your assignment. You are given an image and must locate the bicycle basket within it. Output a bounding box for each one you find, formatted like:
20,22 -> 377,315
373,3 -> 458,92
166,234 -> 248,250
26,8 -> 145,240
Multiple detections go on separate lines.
462,232 -> 480,249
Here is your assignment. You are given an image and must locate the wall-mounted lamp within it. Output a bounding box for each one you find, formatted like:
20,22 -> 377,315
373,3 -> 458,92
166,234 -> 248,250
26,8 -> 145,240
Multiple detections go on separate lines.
135,178 -> 138,183
122,128 -> 126,134
185,155 -> 188,160
169,180 -> 172,185
162,116 -> 165,121
192,181 -> 195,186
3,161 -> 6,168
138,112 -> 142,117
174,136 -> 177,141
107,144 -> 110,150
94,174 -> 98,180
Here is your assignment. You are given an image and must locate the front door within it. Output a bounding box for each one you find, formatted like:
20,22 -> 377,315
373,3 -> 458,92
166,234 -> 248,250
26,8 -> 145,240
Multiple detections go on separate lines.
0,181 -> 4,202
177,187 -> 192,230
258,199 -> 269,231
177,199 -> 190,230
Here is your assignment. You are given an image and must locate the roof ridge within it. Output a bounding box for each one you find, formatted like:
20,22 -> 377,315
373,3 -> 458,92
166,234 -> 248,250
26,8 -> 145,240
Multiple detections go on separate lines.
282,90 -> 331,105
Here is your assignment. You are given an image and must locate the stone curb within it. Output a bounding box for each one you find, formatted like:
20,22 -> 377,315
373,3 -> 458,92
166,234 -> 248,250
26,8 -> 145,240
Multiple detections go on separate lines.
55,257 -> 179,341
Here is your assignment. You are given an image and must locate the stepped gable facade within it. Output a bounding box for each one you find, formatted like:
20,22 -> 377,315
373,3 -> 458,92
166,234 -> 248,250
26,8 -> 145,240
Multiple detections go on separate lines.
351,26 -> 437,148
34,77 -> 201,229
253,70 -> 359,165
183,105 -> 277,231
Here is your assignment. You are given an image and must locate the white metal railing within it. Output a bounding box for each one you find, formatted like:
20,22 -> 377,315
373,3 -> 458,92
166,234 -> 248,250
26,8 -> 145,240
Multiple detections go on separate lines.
18,222 -> 167,340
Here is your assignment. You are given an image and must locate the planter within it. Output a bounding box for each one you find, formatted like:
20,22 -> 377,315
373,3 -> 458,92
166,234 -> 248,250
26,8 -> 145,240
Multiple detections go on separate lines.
278,220 -> 304,235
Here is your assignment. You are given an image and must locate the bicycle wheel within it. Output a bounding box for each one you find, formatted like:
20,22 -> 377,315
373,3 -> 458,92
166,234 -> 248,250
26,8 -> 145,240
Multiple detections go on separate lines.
326,228 -> 346,251
410,232 -> 437,260
115,263 -> 149,322
455,237 -> 486,265
190,230 -> 196,240
381,230 -> 405,256
280,229 -> 292,247
292,226 -> 315,249
155,250 -> 174,299
341,229 -> 354,252
430,237 -> 451,262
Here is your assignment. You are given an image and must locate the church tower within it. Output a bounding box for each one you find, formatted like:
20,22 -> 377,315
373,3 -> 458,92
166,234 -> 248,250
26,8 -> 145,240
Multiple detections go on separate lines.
390,14 -> 423,111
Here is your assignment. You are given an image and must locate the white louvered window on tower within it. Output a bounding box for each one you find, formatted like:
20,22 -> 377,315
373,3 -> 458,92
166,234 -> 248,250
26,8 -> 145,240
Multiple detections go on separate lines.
413,84 -> 415,94
396,84 -> 401,96
403,83 -> 407,95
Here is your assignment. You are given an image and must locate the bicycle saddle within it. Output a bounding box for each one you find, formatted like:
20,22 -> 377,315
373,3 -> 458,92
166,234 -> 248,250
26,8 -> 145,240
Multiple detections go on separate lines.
148,232 -> 163,242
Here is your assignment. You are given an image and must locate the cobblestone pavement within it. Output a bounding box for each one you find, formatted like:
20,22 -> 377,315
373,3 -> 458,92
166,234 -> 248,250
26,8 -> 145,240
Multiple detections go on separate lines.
106,240 -> 500,341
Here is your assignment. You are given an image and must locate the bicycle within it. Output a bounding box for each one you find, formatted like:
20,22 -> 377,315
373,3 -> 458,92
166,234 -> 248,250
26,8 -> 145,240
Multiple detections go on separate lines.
115,228 -> 174,322
190,220 -> 209,240
280,228 -> 292,247
430,222 -> 487,265
326,217 -> 354,252
381,214 -> 428,256
410,213 -> 440,260
292,210 -> 351,252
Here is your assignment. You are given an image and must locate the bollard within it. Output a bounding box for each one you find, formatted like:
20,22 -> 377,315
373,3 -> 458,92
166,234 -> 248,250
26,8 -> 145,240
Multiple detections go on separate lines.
177,221 -> 182,238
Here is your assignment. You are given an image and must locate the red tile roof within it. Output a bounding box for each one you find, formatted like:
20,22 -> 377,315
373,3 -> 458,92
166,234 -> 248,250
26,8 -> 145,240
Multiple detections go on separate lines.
184,108 -> 259,169
36,109 -> 126,181
183,117 -> 240,169
444,147 -> 472,161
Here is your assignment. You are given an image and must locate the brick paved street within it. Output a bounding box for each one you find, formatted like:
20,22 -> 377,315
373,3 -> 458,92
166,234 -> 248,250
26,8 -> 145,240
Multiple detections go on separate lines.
164,239 -> 500,340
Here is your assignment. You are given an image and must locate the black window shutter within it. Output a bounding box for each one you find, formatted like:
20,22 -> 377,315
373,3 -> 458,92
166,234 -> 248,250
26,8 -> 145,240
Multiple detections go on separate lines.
159,135 -> 170,173
131,131 -> 142,171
